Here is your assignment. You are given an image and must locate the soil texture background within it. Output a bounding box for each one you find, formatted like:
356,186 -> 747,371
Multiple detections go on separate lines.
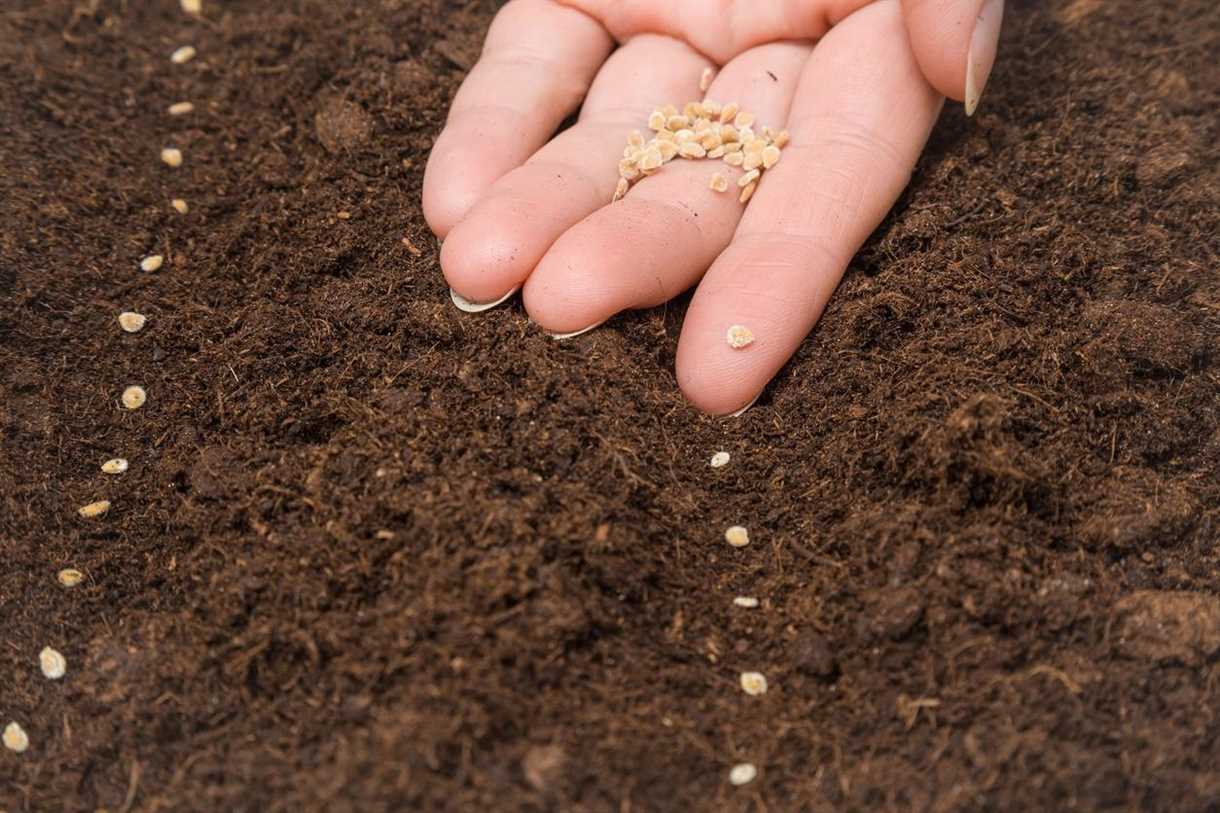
1,0 -> 1218,810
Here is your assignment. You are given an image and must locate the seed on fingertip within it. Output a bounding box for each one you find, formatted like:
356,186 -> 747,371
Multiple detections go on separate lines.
3,722 -> 28,753
121,385 -> 147,409
710,451 -> 731,468
118,311 -> 146,333
709,173 -> 728,193
171,198 -> 189,214
729,763 -> 757,785
167,101 -> 194,115
740,671 -> 768,696
733,596 -> 760,608
78,500 -> 111,518
39,647 -> 66,680
57,568 -> 84,587
140,255 -> 163,272
160,147 -> 183,167
725,525 -> 750,547
726,325 -> 754,349
700,66 -> 715,92
171,45 -> 196,64
101,458 -> 129,474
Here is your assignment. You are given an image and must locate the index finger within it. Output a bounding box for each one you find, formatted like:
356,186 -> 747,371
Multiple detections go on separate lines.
422,0 -> 614,237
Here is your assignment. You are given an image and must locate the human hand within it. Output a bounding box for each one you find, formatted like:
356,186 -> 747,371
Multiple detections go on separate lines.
423,0 -> 1004,414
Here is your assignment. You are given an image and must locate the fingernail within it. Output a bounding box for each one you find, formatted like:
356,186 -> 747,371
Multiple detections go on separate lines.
547,319 -> 605,340
727,393 -> 760,418
965,0 -> 1004,116
449,285 -> 519,313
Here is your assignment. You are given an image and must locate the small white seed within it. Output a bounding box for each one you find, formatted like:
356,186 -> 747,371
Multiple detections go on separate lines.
171,198 -> 189,214
101,458 -> 129,474
710,451 -> 731,468
703,100 -> 722,117
140,254 -> 163,272
729,763 -> 757,786
118,311 -> 146,333
39,647 -> 66,680
720,102 -> 739,124
738,168 -> 760,188
648,110 -> 667,130
700,67 -> 715,92
627,130 -> 644,147
618,158 -> 640,181
180,0 -> 202,13
57,568 -> 83,587
612,177 -> 629,202
160,147 -> 183,167
3,722 -> 28,753
725,525 -> 750,547
121,385 -> 147,409
167,101 -> 194,116
733,596 -> 760,608
666,114 -> 690,131
684,100 -> 705,119
774,129 -> 790,148
678,141 -> 706,159
740,671 -> 768,696
78,500 -> 111,519
733,111 -> 755,129
657,140 -> 678,162
707,145 -> 726,159
739,181 -> 757,204
723,152 -> 744,167
170,45 -> 196,64
742,152 -> 763,172
726,325 -> 754,349
709,173 -> 728,193
639,146 -> 663,172
762,145 -> 782,170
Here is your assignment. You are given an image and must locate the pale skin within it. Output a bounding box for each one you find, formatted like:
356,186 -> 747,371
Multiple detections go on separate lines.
423,0 -> 1005,415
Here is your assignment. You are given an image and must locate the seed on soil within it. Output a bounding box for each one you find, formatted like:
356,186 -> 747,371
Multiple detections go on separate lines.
709,173 -> 728,193
710,451 -> 731,467
725,525 -> 750,547
118,311 -> 146,333
738,168 -> 761,187
140,254 -> 164,272
167,101 -> 194,116
78,500 -> 111,518
733,596 -> 760,608
170,45 -> 196,64
739,181 -> 757,204
101,457 -> 129,474
171,198 -> 189,214
121,385 -> 147,409
700,66 -> 715,92
729,763 -> 757,786
726,324 -> 755,349
39,647 -> 66,680
740,671 -> 768,696
3,722 -> 28,753
57,569 -> 83,587
180,0 -> 202,13
160,147 -> 183,167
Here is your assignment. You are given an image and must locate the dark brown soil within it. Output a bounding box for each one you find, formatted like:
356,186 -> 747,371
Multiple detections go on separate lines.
2,0 -> 1218,810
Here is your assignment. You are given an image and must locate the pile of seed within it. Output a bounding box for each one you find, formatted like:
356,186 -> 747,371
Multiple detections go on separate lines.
614,100 -> 788,205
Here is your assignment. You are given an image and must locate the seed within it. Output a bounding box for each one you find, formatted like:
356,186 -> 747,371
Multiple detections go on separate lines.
774,129 -> 790,148
101,457 -> 129,475
734,111 -> 755,129
655,128 -> 676,143
723,140 -> 743,153
733,596 -> 760,608
720,102 -> 739,124
742,152 -> 763,172
57,568 -> 84,587
707,145 -> 726,159
657,140 -> 678,161
170,45 -> 196,64
78,500 -> 111,519
700,66 -> 715,92
167,101 -> 194,115
674,128 -> 695,142
739,181 -> 757,204
709,173 -> 728,193
171,198 -> 189,214
39,647 -> 66,680
121,385 -> 147,409
140,254 -> 163,272
744,138 -> 767,154
180,0 -> 202,13
723,152 -> 744,167
639,147 -> 663,172
678,141 -> 706,159
762,145 -> 782,170
627,130 -> 644,147
612,177 -> 629,202
725,525 -> 750,547
648,110 -> 667,130
700,132 -> 722,151
3,722 -> 28,753
738,169 -> 761,188
740,671 -> 768,696
729,763 -> 757,786
720,124 -> 739,143
618,158 -> 640,181
703,100 -> 722,117
666,115 -> 689,131
738,126 -> 756,144
726,325 -> 754,349
710,451 -> 731,468
160,147 -> 183,167
684,100 -> 705,119
117,311 -> 146,333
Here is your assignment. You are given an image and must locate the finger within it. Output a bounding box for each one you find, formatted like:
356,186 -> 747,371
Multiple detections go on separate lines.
901,0 -> 1003,111
441,36 -> 711,305
422,0 -> 614,237
675,0 -> 943,415
561,0 -> 872,63
521,42 -> 813,335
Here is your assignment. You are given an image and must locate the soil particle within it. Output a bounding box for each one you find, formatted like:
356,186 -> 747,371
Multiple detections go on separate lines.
315,95 -> 373,153
1113,591 -> 1220,666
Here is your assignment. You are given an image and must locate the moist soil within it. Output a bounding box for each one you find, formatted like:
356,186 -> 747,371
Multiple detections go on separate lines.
1,1 -> 1218,810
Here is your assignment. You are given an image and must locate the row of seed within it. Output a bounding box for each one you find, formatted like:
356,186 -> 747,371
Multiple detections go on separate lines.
5,8 -> 202,756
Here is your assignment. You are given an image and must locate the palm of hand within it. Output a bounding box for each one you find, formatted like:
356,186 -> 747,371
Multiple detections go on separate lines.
424,0 -> 996,414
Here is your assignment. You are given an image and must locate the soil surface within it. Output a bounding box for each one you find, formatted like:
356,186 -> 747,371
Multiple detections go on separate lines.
2,0 -> 1218,810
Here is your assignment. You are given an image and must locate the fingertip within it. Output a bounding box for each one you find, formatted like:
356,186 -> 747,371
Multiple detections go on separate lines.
440,212 -> 529,304
675,325 -> 766,416
900,0 -> 984,102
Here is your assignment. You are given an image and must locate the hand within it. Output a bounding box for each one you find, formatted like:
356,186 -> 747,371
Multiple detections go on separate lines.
422,0 -> 1004,414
